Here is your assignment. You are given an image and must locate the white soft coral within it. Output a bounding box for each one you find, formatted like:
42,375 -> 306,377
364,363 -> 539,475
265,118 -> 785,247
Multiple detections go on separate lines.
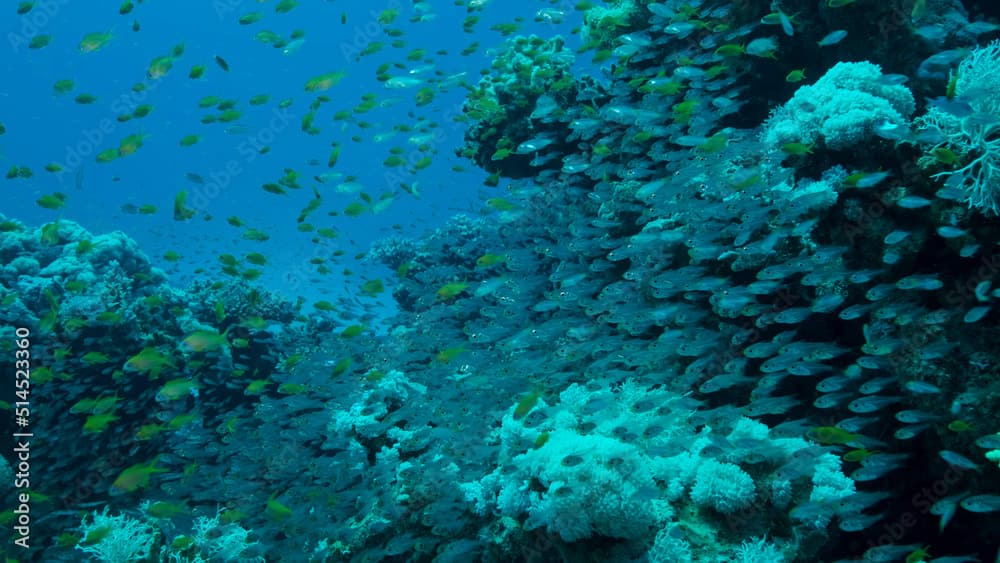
762,61 -> 915,150
915,40 -> 1000,214
76,507 -> 158,563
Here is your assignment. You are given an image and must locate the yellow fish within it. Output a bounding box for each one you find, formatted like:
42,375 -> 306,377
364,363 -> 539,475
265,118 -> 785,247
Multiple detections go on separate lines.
513,391 -> 541,420
83,413 -> 119,434
435,346 -> 465,363
486,198 -> 517,212
181,330 -> 228,353
436,281 -> 468,301
135,423 -> 165,441
125,347 -> 174,378
168,413 -> 198,430
79,31 -> 114,53
277,383 -> 307,395
304,71 -> 346,92
340,324 -> 365,338
82,351 -> 111,364
245,379 -> 271,395
785,68 -> 807,83
266,492 -> 293,522
91,394 -> 120,415
157,378 -> 198,401
808,426 -> 860,446
70,398 -> 97,414
476,253 -> 506,268
146,500 -> 185,519
111,457 -> 167,494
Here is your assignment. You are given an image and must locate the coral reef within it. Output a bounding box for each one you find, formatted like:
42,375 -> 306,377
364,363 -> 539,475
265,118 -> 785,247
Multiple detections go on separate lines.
5,1 -> 1000,561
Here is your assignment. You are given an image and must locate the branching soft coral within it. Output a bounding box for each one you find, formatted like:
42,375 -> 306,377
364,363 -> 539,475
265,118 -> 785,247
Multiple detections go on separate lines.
915,40 -> 1000,214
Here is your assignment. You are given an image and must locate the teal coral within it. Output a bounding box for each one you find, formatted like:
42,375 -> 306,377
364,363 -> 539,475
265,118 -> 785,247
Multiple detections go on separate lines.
76,508 -> 159,563
463,382 -> 854,560
580,0 -> 642,50
74,507 -> 262,562
460,34 -> 582,178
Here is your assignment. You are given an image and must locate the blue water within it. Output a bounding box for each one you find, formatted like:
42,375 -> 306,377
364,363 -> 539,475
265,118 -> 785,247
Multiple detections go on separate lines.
1,0 -> 570,313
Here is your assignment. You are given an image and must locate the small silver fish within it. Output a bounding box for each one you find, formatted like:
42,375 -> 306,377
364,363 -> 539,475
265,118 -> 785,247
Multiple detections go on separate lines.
940,450 -> 980,471
903,380 -> 941,394
817,29 -> 847,46
960,494 -> 1000,513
